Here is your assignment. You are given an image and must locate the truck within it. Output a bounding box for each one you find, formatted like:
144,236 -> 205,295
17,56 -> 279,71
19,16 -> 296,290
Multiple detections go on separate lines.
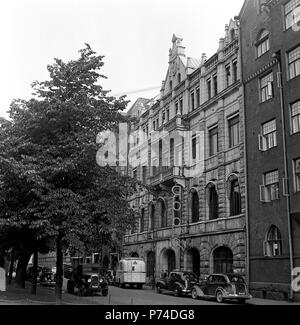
64,262 -> 108,296
115,258 -> 146,289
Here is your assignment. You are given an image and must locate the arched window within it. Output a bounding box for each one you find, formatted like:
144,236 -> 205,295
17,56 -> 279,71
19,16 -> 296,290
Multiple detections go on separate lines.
209,185 -> 218,220
178,73 -> 182,84
149,203 -> 155,231
191,191 -> 200,223
169,80 -> 173,91
230,179 -> 242,216
160,199 -> 167,228
230,28 -> 236,41
264,226 -> 282,257
140,208 -> 145,233
257,29 -> 270,58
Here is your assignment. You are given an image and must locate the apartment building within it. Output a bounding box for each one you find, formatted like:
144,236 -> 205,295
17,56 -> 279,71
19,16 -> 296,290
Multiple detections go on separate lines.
239,0 -> 300,301
123,21 -> 246,283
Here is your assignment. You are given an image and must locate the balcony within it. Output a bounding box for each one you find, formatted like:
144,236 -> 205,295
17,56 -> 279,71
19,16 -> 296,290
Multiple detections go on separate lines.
149,166 -> 185,187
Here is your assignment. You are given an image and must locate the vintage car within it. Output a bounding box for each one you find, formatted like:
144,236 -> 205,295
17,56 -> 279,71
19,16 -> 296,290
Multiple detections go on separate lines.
64,263 -> 108,296
156,271 -> 199,297
39,267 -> 56,286
191,273 -> 252,303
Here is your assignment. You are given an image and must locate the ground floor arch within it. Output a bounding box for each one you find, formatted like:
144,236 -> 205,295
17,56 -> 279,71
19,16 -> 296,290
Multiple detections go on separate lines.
146,251 -> 155,278
160,248 -> 176,275
213,246 -> 233,274
184,248 -> 200,277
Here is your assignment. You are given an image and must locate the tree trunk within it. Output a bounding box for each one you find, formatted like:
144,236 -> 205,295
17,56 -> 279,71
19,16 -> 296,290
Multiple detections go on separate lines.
15,250 -> 32,288
55,233 -> 63,305
30,249 -> 38,295
8,250 -> 15,285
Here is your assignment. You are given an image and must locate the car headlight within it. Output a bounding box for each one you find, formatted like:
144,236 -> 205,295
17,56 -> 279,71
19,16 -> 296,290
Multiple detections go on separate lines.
88,279 -> 92,283
99,279 -> 103,283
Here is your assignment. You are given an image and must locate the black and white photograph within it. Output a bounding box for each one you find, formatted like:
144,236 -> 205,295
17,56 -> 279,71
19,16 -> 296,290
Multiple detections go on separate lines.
0,0 -> 300,314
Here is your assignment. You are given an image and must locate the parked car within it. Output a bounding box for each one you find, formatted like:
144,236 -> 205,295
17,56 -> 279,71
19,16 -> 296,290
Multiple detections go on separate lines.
39,267 -> 56,286
64,263 -> 108,296
191,273 -> 252,303
156,271 -> 199,297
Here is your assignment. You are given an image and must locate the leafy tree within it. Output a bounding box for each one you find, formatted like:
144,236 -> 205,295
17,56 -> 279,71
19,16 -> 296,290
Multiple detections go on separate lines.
0,44 -> 136,303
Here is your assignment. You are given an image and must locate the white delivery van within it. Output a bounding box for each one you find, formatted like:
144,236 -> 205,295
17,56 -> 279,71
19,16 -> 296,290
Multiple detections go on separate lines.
115,258 -> 146,289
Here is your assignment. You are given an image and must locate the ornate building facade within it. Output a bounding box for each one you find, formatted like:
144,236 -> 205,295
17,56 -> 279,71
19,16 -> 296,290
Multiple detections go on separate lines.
123,20 -> 247,283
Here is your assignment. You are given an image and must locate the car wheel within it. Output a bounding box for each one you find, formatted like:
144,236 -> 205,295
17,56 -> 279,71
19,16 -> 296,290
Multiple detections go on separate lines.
238,298 -> 246,304
67,280 -> 74,294
216,290 -> 224,303
191,288 -> 198,300
156,284 -> 162,294
174,287 -> 181,297
78,286 -> 86,297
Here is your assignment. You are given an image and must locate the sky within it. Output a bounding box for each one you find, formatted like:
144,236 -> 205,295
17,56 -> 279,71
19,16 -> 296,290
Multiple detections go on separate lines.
0,0 -> 245,118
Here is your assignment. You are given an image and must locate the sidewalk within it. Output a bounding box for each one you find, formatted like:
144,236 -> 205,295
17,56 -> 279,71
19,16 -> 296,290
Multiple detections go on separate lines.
0,279 -> 100,305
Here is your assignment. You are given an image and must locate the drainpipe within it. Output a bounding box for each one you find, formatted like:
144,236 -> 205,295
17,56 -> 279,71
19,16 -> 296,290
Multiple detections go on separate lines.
273,51 -> 294,301
236,18 -> 250,288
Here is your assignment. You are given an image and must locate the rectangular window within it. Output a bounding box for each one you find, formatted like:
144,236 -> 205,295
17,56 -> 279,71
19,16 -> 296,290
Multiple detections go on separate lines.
196,87 -> 200,108
288,46 -> 300,79
191,91 -> 195,111
259,119 -> 277,151
257,38 -> 270,58
209,126 -> 218,156
142,166 -> 147,184
285,0 -> 300,30
133,168 -> 138,180
192,136 -> 197,160
179,98 -> 183,115
207,79 -> 212,100
166,108 -> 170,122
233,61 -> 238,83
175,102 -> 179,115
170,138 -> 175,167
291,100 -> 300,134
213,75 -> 218,97
162,111 -> 165,123
228,116 -> 240,148
260,73 -> 274,103
294,158 -> 300,192
260,170 -> 280,202
153,121 -> 156,131
225,65 -> 231,87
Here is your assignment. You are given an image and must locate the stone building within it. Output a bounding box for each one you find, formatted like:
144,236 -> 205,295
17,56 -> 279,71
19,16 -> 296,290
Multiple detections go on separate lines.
239,0 -> 300,301
123,20 -> 246,283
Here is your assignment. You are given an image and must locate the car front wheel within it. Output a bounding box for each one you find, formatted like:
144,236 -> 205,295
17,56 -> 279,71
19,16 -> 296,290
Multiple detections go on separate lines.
174,287 -> 181,297
216,290 -> 224,303
191,288 -> 198,300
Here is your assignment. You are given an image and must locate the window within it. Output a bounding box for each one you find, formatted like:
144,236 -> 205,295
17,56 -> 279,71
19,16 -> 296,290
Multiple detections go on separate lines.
260,170 -> 280,202
259,119 -> 277,151
209,126 -> 219,156
288,46 -> 300,79
162,111 -> 166,123
149,203 -> 155,231
264,226 -> 282,257
225,65 -> 231,87
233,61 -> 238,83
260,73 -> 274,102
169,80 -> 173,91
230,179 -> 241,216
285,0 -> 300,30
178,73 -> 181,83
133,168 -> 138,180
179,98 -> 183,115
192,136 -> 197,160
142,166 -> 147,184
166,108 -> 170,122
196,87 -> 200,108
209,185 -> 218,220
256,30 -> 270,58
175,102 -> 179,115
140,208 -> 145,233
213,75 -> 218,96
191,91 -> 195,111
160,200 -> 167,228
207,79 -> 212,100
294,158 -> 300,192
291,101 -> 300,134
153,120 -> 156,131
191,191 -> 200,223
170,138 -> 175,167
228,116 -> 240,148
